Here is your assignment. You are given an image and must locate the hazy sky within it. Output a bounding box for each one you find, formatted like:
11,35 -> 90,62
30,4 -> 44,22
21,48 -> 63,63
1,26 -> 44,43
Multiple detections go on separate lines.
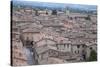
12,0 -> 99,5
12,0 -> 98,4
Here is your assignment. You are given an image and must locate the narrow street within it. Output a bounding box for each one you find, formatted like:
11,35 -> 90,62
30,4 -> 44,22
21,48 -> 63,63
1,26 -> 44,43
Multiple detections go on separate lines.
23,47 -> 36,65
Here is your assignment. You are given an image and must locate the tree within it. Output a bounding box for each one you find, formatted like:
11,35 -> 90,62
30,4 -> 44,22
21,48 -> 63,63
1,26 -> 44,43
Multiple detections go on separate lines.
85,15 -> 91,20
88,50 -> 97,61
52,10 -> 57,15
46,11 -> 48,15
35,10 -> 39,16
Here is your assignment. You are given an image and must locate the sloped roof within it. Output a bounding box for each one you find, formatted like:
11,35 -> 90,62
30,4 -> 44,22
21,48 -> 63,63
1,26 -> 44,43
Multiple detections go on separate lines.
36,45 -> 57,54
35,38 -> 57,47
22,27 -> 40,33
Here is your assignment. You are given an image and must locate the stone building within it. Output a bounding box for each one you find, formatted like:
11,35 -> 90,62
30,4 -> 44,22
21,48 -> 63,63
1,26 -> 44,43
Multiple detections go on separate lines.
22,27 -> 41,41
12,40 -> 28,66
56,40 -> 72,52
35,38 -> 57,64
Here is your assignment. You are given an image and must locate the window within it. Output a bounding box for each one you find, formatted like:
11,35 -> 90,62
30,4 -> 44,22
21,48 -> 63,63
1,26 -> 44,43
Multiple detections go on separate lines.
16,60 -> 18,62
77,45 -> 80,48
78,50 -> 79,54
82,45 -> 85,48
41,54 -> 43,59
75,51 -> 76,54
14,45 -> 18,49
56,44 -> 59,49
90,47 -> 92,50
64,44 -> 66,47
19,53 -> 22,57
92,31 -> 97,34
67,44 -> 69,48
26,37 -> 29,40
13,28 -> 18,32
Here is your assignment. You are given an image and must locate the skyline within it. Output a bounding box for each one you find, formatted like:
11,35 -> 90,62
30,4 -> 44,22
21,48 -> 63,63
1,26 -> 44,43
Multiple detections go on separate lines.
12,0 -> 97,11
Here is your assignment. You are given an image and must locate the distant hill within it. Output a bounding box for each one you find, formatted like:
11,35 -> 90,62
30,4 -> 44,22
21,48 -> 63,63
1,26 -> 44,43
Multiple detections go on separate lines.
12,1 -> 97,13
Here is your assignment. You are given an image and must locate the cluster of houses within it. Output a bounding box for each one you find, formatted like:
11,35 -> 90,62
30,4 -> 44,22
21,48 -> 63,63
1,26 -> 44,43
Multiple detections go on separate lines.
11,25 -> 28,66
12,7 -> 97,65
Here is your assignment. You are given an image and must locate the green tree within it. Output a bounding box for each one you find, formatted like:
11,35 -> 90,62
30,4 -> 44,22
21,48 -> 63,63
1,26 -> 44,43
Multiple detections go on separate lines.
52,10 -> 57,15
46,11 -> 48,15
88,50 -> 97,61
35,10 -> 39,16
85,15 -> 91,20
